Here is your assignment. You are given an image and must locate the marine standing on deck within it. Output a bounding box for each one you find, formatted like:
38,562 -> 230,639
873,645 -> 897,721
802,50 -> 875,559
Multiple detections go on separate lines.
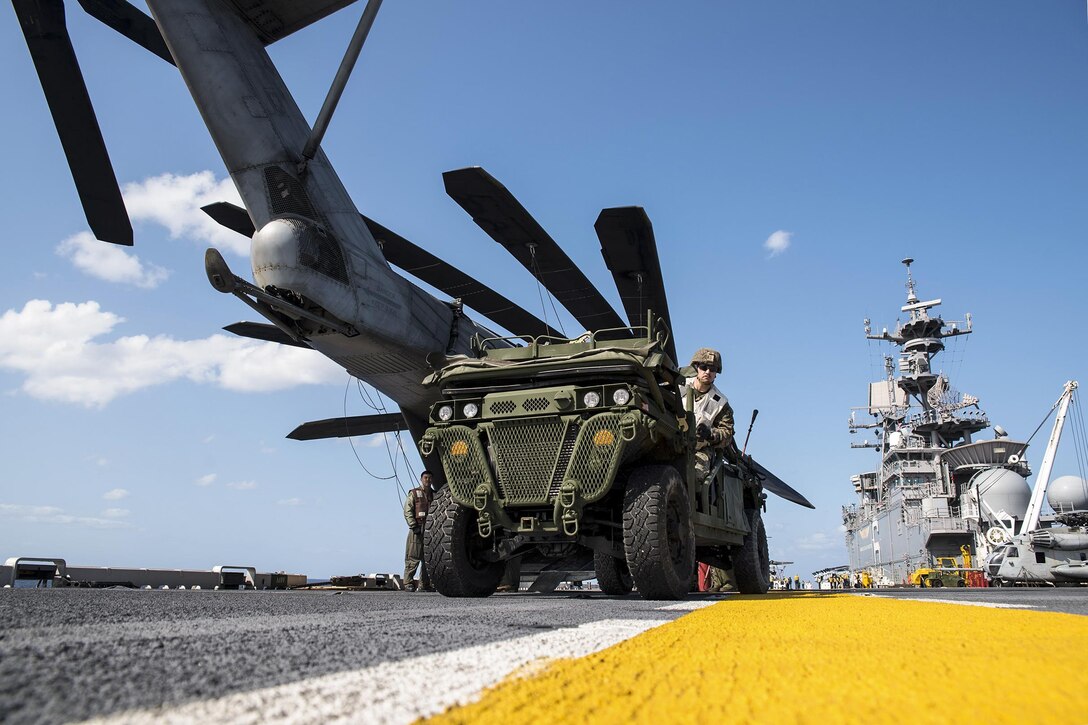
684,348 -> 737,595
679,347 -> 735,482
402,470 -> 435,592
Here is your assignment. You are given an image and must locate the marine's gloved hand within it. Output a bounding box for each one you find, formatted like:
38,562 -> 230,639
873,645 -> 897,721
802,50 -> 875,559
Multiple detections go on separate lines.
696,423 -> 712,441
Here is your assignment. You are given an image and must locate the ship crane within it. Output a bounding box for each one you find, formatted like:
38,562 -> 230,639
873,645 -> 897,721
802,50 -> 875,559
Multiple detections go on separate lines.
982,380 -> 1088,586
1021,381 -> 1080,534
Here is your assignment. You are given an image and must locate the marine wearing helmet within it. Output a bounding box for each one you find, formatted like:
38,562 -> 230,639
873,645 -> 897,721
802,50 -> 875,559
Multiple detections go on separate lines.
689,347 -> 722,374
679,347 -> 735,481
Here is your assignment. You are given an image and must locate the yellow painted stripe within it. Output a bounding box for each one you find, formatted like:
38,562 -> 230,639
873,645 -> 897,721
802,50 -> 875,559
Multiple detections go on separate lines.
425,594 -> 1088,724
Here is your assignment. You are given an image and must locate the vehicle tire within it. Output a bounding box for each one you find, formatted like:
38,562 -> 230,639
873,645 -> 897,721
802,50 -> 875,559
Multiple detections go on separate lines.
992,578 -> 1003,587
933,578 -> 944,588
957,578 -> 966,587
732,507 -> 770,594
593,549 -> 633,595
622,465 -> 695,600
424,486 -> 504,597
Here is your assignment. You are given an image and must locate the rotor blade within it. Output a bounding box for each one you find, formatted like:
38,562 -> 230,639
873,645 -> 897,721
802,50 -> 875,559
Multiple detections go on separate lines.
76,0 -> 174,65
224,322 -> 310,349
202,202 -> 256,238
748,457 -> 815,509
288,413 -> 408,441
594,206 -> 676,363
362,216 -> 561,341
14,0 -> 132,245
442,167 -> 628,336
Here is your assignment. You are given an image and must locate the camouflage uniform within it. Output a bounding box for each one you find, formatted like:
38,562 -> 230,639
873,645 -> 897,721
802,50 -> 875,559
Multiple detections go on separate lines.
708,566 -> 733,592
402,478 -> 434,591
679,348 -> 735,482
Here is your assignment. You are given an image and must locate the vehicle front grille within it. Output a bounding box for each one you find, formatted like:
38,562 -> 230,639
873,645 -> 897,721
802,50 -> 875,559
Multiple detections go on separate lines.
489,400 -> 517,415
547,424 -> 582,498
431,425 -> 493,504
568,413 -> 626,499
434,412 -> 634,507
522,397 -> 550,413
491,417 -> 567,504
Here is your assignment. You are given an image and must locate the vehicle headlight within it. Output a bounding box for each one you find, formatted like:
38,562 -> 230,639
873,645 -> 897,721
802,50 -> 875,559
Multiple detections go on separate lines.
437,404 -> 454,421
612,388 -> 631,406
463,402 -> 479,418
582,391 -> 601,408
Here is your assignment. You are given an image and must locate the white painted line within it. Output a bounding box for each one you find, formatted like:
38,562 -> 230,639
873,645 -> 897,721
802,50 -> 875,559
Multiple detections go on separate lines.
656,600 -> 718,611
870,596 -> 1038,610
80,616 -> 694,724
914,598 -> 1039,610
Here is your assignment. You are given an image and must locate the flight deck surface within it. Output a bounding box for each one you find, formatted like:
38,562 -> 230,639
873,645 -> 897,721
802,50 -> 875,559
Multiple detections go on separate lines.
1,588 -> 1085,723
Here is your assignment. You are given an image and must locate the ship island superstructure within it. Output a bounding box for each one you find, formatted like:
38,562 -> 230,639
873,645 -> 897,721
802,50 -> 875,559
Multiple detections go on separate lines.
843,259 -> 1032,584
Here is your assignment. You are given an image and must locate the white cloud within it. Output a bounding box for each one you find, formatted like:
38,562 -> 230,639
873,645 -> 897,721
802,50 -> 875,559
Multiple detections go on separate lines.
227,480 -> 257,490
0,299 -> 343,407
277,498 -> 303,507
56,232 -> 170,289
0,504 -> 61,517
103,488 -> 129,500
122,171 -> 249,256
763,230 -> 792,258
195,474 -> 217,487
102,508 -> 130,518
0,503 -> 132,529
214,342 -> 343,392
793,531 -> 841,551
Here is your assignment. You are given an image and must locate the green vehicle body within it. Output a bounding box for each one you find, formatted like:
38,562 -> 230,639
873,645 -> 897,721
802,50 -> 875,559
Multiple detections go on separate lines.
920,570 -> 968,588
419,317 -> 770,599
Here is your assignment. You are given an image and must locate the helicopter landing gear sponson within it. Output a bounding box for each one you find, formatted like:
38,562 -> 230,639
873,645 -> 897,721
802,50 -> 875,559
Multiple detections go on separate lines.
424,486 -> 504,597
622,465 -> 696,600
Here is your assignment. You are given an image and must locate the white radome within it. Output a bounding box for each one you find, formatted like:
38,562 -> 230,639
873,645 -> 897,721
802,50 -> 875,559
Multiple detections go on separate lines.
973,467 -> 1031,521
1047,475 -> 1088,512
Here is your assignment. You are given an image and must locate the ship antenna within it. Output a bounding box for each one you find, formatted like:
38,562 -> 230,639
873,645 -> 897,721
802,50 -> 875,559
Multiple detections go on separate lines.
902,257 -> 918,303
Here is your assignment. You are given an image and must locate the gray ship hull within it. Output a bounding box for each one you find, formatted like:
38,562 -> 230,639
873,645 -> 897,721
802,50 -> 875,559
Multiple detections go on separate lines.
844,492 -> 976,584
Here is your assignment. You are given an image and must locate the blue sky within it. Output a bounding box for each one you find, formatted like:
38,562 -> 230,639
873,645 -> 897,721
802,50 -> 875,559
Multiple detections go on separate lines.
1,2 -> 1085,580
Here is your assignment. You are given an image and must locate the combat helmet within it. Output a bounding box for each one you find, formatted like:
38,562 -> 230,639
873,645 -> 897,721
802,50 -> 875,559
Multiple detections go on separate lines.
690,347 -> 722,374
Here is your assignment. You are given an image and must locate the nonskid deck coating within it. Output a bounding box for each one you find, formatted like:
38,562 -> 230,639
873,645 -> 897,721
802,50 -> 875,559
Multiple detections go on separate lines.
426,593 -> 1088,724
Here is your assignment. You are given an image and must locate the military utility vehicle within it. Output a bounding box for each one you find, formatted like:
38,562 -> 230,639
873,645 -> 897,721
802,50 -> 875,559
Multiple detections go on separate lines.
420,317 -> 796,600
